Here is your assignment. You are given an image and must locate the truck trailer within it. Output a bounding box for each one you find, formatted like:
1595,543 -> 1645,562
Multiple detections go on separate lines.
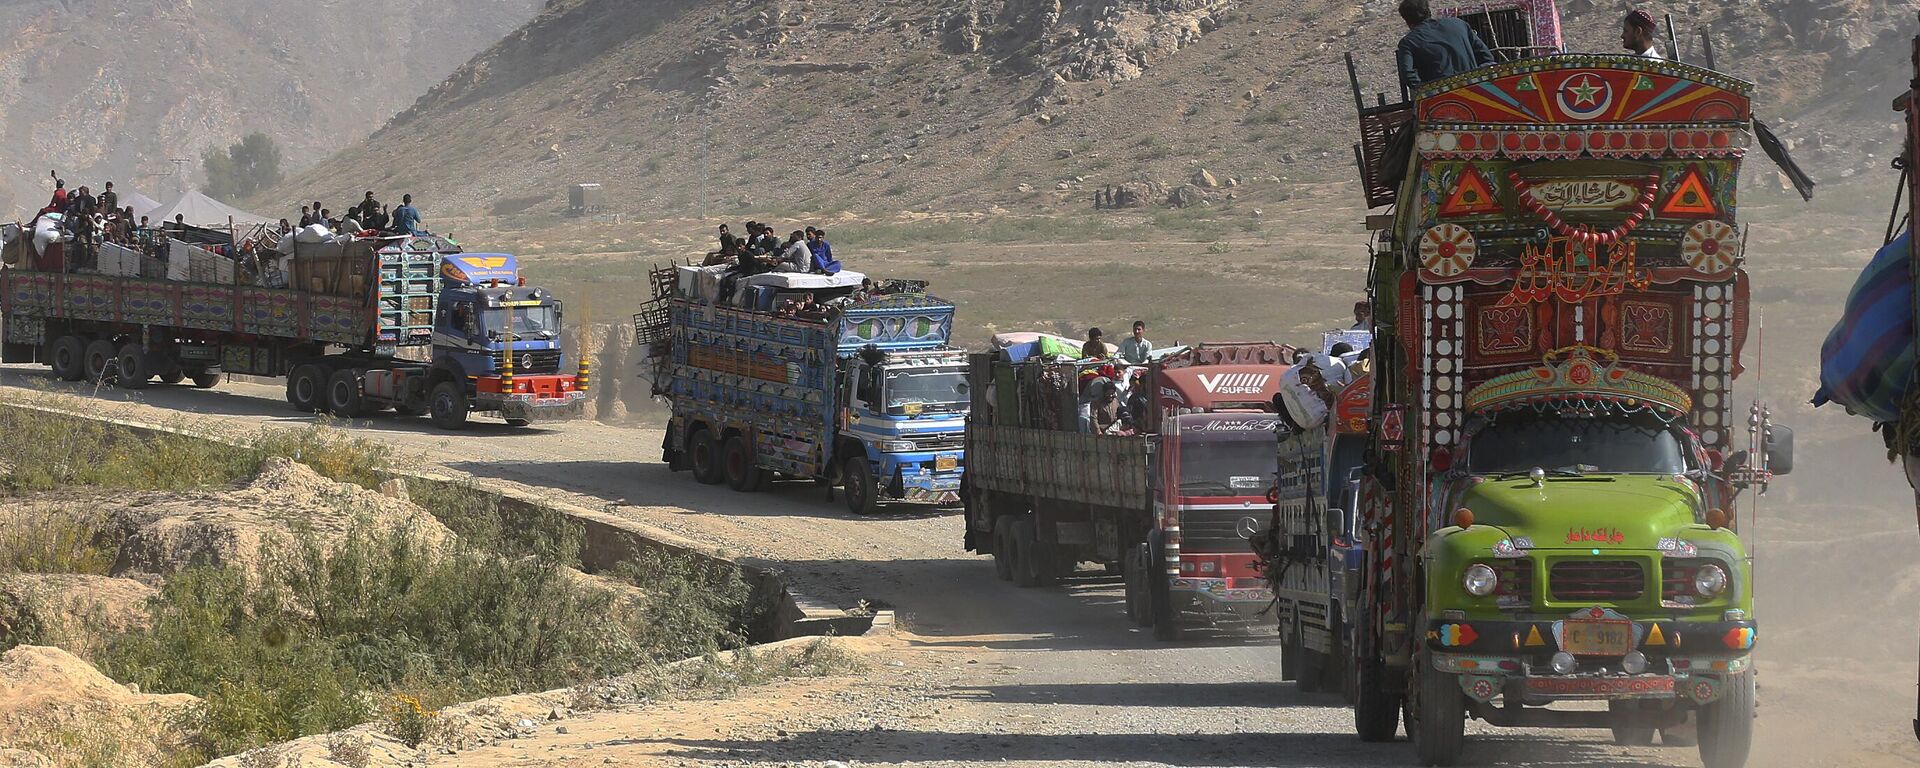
962,342 -> 1291,639
639,267 -> 968,513
0,234 -> 586,429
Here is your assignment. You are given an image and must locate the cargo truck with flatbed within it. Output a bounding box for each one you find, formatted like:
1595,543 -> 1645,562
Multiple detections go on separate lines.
0,234 -> 586,429
962,342 -> 1292,639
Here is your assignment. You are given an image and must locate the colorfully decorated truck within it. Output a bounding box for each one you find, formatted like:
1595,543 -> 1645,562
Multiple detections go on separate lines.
0,236 -> 586,429
638,268 -> 968,513
962,342 -> 1291,639
1323,7 -> 1805,765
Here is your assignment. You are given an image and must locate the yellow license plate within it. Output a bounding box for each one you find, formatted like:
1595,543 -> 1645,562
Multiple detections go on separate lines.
935,455 -> 957,471
1562,620 -> 1633,656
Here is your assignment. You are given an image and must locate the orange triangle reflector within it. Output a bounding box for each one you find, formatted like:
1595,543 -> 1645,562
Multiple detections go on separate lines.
1660,165 -> 1719,218
1440,165 -> 1503,217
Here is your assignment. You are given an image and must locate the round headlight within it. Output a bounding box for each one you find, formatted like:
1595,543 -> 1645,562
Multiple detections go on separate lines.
1694,563 -> 1728,597
1462,563 -> 1498,597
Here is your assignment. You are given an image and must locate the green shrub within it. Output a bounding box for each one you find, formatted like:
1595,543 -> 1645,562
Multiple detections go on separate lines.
0,507 -> 116,575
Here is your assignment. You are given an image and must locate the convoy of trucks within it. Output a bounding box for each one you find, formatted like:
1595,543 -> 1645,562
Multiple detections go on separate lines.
960,342 -> 1291,639
1258,11 -> 1803,764
638,267 -> 968,513
0,232 -> 586,429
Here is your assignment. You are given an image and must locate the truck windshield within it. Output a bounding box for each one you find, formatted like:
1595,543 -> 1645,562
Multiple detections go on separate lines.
1467,411 -> 1687,475
1179,437 -> 1276,497
884,368 -> 967,415
483,305 -> 559,338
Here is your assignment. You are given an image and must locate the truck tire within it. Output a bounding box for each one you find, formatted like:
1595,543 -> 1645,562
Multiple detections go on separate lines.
1412,654 -> 1467,766
990,517 -> 1015,581
1009,517 -> 1040,587
687,429 -> 723,485
843,456 -> 879,515
1355,657 -> 1402,742
1147,534 -> 1181,641
504,418 -> 532,427
1697,671 -> 1754,768
191,372 -> 222,389
326,369 -> 367,417
428,381 -> 469,430
115,344 -> 150,389
1123,543 -> 1151,626
84,339 -> 117,384
1296,636 -> 1324,694
49,336 -> 85,381
1609,701 -> 1655,746
159,369 -> 186,385
722,435 -> 763,492
287,365 -> 326,412
1017,517 -> 1057,587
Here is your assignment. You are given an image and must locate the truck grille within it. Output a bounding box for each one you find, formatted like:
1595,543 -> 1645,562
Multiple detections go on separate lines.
1490,558 -> 1534,603
909,433 -> 965,451
1179,507 -> 1267,554
494,349 -> 561,375
1661,558 -> 1709,603
1548,560 -> 1645,602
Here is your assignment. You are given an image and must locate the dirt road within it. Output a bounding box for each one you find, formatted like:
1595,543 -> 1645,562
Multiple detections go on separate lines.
5,365 -> 1916,768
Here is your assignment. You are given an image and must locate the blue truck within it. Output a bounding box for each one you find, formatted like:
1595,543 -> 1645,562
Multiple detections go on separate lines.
0,234 -> 585,430
637,268 -> 968,513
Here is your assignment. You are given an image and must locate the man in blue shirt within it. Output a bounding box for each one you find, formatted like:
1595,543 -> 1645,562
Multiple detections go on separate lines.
1396,0 -> 1496,91
391,194 -> 423,235
808,227 -> 839,273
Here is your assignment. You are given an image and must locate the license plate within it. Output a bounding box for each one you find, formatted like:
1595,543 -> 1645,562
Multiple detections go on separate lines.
935,455 -> 957,471
1562,619 -> 1633,656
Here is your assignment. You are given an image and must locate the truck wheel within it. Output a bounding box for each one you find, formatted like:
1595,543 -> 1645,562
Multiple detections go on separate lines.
687,429 -> 723,485
1018,518 -> 1057,587
287,365 -> 326,412
1697,672 -> 1754,768
1297,639 -> 1325,694
326,369 -> 367,417
1609,701 -> 1655,746
49,336 -> 85,381
191,372 -> 222,389
159,369 -> 186,385
83,339 -> 117,384
1009,517 -> 1040,587
1355,657 -> 1402,742
843,456 -> 879,515
1412,655 -> 1467,766
428,381 -> 469,430
1122,543 -> 1150,626
1147,535 -> 1181,641
114,344 -> 150,389
990,517 -> 1015,581
722,435 -> 763,492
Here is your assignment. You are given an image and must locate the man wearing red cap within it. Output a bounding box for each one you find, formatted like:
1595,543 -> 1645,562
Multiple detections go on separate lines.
1623,10 -> 1664,59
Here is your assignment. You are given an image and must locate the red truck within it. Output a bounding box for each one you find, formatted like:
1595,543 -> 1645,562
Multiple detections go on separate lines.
962,342 -> 1292,639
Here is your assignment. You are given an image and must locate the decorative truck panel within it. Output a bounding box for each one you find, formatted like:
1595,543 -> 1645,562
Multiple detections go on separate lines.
0,272 -> 377,346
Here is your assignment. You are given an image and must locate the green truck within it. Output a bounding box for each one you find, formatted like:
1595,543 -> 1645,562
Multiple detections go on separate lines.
1307,12 -> 1807,766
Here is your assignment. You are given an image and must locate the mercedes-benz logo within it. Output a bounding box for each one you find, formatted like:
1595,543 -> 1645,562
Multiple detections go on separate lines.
1236,516 -> 1262,539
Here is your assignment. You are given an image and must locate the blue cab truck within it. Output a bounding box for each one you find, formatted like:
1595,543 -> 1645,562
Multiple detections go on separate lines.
639,268 -> 969,513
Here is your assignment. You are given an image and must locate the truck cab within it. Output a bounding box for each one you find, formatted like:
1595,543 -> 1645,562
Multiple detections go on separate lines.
412,252 -> 584,427
840,349 -> 970,505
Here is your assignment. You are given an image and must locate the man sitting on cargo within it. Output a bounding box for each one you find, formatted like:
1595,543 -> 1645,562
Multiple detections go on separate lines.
778,230 -> 811,272
392,195 -> 424,236
1081,327 -> 1108,360
1395,0 -> 1495,91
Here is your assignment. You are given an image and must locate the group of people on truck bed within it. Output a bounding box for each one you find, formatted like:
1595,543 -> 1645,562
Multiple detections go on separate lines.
34,175 -> 189,271
705,221 -> 841,276
1396,1 -> 1667,89
278,191 -> 425,239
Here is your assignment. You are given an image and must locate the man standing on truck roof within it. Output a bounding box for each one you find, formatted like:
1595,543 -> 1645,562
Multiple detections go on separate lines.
392,194 -> 423,236
1622,9 -> 1664,59
99,182 -> 117,217
1395,0 -> 1496,91
1118,321 -> 1153,365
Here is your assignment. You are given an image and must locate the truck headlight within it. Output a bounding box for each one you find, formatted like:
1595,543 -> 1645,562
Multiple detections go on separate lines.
1693,563 -> 1728,597
1462,563 -> 1498,597
877,440 -> 914,452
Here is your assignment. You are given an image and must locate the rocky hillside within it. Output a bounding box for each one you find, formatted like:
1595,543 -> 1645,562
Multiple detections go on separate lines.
263,0 -> 1920,218
0,0 -> 542,215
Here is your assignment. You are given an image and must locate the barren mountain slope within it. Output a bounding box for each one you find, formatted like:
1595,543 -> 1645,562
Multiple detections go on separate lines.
0,0 -> 542,214
263,0 -> 1920,218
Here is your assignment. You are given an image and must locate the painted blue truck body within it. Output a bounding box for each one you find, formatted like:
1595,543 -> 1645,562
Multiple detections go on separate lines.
645,283 -> 968,513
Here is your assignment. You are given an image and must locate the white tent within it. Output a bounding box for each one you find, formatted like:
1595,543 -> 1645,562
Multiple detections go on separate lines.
147,190 -> 273,228
119,189 -> 162,217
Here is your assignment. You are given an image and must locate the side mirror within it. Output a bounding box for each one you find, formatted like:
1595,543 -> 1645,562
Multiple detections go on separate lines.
1766,424 -> 1794,476
1325,508 -> 1347,543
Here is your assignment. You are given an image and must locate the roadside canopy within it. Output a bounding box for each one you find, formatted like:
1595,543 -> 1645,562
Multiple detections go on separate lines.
119,189 -> 162,217
147,190 -> 274,228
